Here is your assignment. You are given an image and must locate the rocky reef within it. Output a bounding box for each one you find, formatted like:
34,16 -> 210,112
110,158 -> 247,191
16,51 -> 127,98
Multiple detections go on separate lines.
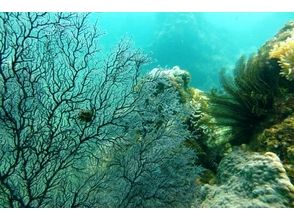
141,21 -> 294,208
202,21 -> 294,208
193,21 -> 294,207
145,66 -> 227,173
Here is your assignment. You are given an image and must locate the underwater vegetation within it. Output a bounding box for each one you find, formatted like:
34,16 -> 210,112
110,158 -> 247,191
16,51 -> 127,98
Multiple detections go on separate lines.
201,22 -> 294,208
209,55 -> 281,145
270,37 -> 294,81
0,12 -> 202,208
208,20 -> 294,150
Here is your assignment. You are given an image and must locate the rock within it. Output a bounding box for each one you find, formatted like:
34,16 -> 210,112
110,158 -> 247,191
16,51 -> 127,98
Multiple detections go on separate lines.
200,150 -> 294,207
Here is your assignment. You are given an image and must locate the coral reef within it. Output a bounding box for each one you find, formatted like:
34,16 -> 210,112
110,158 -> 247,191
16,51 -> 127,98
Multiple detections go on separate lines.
269,38 -> 294,60
197,20 -> 294,208
145,66 -> 210,137
121,66 -> 204,207
147,66 -> 191,96
199,150 -> 294,208
144,67 -> 224,174
158,20 -> 294,208
258,22 -> 294,94
145,66 -> 205,121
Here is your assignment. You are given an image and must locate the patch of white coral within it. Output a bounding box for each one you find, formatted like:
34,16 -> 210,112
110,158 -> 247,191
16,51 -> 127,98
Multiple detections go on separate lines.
200,150 -> 294,207
148,66 -> 191,89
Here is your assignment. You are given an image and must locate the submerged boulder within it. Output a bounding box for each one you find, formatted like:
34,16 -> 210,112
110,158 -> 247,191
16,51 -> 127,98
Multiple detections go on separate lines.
200,150 -> 294,208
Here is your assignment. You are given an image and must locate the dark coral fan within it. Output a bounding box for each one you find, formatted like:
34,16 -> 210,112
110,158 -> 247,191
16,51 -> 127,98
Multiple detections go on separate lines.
209,55 -> 280,145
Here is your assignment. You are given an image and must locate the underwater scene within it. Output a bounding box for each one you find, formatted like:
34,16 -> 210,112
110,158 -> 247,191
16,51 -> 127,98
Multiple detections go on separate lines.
0,12 -> 294,208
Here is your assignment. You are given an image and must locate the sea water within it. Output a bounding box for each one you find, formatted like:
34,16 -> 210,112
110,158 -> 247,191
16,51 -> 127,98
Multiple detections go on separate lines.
90,12 -> 294,90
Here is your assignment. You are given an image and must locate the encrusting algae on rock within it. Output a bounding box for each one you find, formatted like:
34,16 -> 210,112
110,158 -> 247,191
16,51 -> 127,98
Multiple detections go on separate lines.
196,21 -> 294,208
257,114 -> 294,183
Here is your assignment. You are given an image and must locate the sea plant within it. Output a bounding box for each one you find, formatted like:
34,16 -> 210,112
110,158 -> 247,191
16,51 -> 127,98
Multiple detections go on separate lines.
269,37 -> 294,81
209,55 -> 280,145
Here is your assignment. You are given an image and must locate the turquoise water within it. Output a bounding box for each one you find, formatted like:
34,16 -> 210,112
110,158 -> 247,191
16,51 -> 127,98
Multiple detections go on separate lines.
91,12 -> 294,90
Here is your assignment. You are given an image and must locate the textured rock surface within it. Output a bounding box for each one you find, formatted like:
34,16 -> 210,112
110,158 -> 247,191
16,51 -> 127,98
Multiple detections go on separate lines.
200,150 -> 294,208
257,114 -> 294,183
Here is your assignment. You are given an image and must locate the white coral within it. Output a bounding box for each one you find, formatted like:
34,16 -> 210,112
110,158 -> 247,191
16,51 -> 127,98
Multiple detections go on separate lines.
148,66 -> 191,88
269,37 -> 294,81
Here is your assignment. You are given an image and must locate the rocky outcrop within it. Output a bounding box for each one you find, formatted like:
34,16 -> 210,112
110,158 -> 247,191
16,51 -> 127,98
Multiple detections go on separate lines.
200,150 -> 294,208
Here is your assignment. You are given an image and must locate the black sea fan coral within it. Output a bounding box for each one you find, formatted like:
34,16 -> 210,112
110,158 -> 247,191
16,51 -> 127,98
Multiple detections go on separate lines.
209,55 -> 280,145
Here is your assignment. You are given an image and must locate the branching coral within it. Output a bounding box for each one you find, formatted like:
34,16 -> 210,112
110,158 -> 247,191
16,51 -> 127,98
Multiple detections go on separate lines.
142,67 -> 221,172
269,37 -> 294,81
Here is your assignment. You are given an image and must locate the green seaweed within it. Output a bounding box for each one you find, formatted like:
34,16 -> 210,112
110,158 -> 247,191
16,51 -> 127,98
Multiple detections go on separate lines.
209,55 -> 280,145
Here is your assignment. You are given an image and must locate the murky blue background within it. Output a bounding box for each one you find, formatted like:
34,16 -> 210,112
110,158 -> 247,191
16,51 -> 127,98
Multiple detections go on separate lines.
90,13 -> 294,90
